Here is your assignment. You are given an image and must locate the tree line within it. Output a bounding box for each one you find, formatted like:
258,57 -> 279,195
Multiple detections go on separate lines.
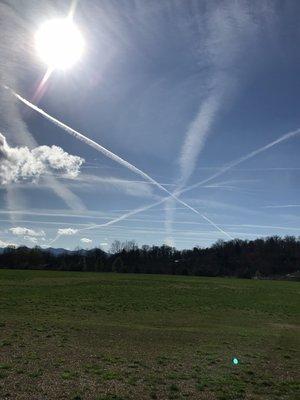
0,236 -> 300,279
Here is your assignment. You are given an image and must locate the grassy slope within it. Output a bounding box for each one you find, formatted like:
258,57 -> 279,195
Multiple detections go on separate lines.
0,270 -> 299,400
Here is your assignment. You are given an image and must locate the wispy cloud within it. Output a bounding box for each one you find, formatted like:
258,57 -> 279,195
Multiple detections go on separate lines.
196,167 -> 300,172
263,205 -> 300,209
0,209 -> 111,220
180,0 -> 258,177
5,185 -> 26,223
4,173 -> 170,200
81,224 -> 265,240
66,174 -> 156,198
44,174 -> 87,211
0,219 -> 91,227
3,215 -> 300,233
0,207 -> 186,219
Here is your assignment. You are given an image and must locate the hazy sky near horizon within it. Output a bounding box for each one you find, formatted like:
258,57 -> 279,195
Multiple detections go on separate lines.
0,0 -> 299,250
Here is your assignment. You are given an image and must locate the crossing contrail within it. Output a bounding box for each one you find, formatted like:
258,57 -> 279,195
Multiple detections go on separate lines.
46,197 -> 233,246
80,198 -> 173,231
181,127 -> 300,195
75,127 -> 300,234
200,214 -> 233,239
47,199 -> 166,245
9,88 -> 232,241
13,91 -> 298,242
10,89 -> 222,219
75,199 -> 233,238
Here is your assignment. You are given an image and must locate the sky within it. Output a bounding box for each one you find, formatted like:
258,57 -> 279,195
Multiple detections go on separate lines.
0,0 -> 299,250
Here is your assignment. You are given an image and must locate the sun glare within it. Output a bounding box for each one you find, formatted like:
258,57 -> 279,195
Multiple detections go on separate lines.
35,18 -> 84,70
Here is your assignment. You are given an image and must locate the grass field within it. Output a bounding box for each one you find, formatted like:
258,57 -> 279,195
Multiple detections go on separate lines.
0,270 -> 299,400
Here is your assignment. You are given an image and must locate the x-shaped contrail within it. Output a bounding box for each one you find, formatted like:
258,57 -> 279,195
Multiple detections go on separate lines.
8,87 -> 234,241
9,88 -> 300,245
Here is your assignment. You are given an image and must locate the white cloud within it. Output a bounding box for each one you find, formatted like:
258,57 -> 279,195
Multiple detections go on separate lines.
9,226 -> 45,237
24,236 -> 38,244
58,228 -> 78,236
100,242 -> 108,247
164,237 -> 174,247
0,239 -> 16,247
0,133 -> 84,185
80,237 -> 92,244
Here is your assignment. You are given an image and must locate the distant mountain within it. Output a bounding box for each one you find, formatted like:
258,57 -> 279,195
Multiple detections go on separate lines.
0,247 -> 89,256
45,247 -> 73,256
42,247 -> 93,256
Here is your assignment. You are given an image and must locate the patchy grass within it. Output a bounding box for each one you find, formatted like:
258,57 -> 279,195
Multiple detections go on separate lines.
0,269 -> 299,399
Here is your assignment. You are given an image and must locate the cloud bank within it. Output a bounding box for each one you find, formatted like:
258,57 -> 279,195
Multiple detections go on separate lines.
0,133 -> 84,185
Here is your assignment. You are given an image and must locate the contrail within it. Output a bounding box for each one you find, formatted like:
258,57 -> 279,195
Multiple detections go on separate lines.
47,198 -> 166,245
164,92 -> 222,245
75,199 -> 232,238
48,196 -> 233,246
263,204 -> 300,209
164,0 -> 257,245
0,87 -> 85,212
182,127 -> 300,195
9,90 -> 198,208
76,127 -> 300,234
201,214 -> 233,239
80,198 -> 175,231
10,88 -> 232,239
5,186 -> 22,223
45,175 -> 86,211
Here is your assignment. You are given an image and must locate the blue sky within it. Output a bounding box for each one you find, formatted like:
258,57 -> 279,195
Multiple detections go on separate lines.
0,0 -> 299,250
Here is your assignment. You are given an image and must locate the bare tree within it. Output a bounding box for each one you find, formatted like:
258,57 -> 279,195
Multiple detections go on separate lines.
110,240 -> 123,254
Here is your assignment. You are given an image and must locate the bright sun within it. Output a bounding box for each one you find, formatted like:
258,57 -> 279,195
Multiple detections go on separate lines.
35,18 -> 84,70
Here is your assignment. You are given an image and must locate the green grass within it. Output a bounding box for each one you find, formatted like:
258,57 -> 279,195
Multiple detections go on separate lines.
0,269 -> 299,399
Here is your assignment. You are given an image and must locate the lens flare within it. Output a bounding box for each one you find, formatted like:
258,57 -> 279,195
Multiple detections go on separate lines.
35,18 -> 84,70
